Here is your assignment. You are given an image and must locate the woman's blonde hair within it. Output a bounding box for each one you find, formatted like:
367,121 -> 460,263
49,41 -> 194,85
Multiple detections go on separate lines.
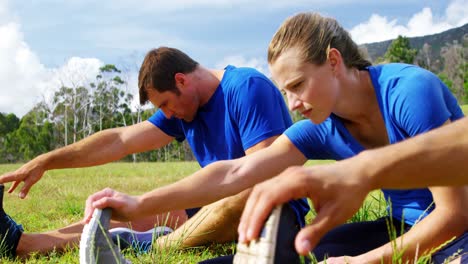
268,12 -> 371,69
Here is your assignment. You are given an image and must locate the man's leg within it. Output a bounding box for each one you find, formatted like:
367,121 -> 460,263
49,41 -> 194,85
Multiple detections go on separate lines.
14,209 -> 187,258
9,185 -> 248,257
156,188 -> 251,248
16,185 -> 249,257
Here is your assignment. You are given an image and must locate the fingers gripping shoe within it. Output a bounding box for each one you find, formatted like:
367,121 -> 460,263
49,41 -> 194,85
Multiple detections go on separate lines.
80,208 -> 130,264
234,203 -> 301,264
0,184 -> 23,259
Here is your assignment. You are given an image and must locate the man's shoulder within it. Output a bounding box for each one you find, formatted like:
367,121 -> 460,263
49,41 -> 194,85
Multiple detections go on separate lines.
225,65 -> 270,82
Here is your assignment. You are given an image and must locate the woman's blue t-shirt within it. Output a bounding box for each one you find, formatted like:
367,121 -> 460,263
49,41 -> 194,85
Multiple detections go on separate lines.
285,63 -> 463,225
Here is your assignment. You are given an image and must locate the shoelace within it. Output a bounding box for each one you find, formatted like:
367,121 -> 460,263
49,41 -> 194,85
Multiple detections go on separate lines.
131,240 -> 152,254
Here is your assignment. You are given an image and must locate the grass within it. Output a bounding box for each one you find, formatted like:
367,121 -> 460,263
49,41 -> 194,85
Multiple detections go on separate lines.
461,104 -> 468,114
0,160 -> 460,263
0,162 -> 221,263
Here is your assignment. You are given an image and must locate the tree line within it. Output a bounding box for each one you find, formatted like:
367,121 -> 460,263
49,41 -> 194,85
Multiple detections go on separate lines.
371,35 -> 468,104
0,64 -> 193,163
1,36 -> 467,163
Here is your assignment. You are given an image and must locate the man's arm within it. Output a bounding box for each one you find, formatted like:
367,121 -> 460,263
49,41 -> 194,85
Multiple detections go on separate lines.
0,121 -> 173,198
361,116 -> 468,188
239,117 -> 468,256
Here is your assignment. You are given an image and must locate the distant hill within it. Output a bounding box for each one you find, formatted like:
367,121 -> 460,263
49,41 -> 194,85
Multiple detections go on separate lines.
361,23 -> 468,63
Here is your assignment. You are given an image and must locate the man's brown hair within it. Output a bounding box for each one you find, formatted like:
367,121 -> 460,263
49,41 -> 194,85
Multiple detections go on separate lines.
138,47 -> 199,105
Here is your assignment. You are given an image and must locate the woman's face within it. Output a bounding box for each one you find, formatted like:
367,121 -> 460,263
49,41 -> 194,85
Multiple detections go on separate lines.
269,47 -> 338,124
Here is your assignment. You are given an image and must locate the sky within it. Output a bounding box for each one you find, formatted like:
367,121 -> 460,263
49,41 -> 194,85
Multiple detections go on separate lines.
1,0 -> 467,117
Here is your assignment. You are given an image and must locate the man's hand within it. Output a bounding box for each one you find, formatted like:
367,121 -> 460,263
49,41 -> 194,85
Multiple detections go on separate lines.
238,162 -> 370,255
0,158 -> 46,198
84,188 -> 141,223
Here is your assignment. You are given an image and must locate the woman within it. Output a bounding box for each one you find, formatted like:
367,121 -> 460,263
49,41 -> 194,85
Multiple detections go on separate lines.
86,12 -> 467,264
236,12 -> 467,263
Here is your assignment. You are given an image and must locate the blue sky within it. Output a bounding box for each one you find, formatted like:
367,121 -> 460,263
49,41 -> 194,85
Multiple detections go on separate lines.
1,0 -> 467,117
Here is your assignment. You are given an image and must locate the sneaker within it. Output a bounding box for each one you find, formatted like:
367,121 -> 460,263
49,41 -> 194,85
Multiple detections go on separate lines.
80,208 -> 130,264
0,184 -> 23,259
233,203 -> 301,264
110,226 -> 173,253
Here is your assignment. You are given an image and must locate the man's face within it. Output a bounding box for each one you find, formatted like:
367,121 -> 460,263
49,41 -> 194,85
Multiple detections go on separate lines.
147,87 -> 198,122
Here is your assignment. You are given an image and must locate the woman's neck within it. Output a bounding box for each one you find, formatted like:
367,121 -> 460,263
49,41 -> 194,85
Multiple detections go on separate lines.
333,68 -> 378,125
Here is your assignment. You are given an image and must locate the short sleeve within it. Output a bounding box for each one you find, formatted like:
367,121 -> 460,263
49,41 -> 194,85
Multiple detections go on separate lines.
284,120 -> 330,160
147,110 -> 186,142
390,68 -> 463,137
229,77 -> 292,150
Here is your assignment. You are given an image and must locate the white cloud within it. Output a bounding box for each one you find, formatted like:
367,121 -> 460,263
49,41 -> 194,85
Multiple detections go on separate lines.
37,57 -> 103,107
350,0 -> 468,44
0,0 -> 103,117
215,55 -> 269,76
445,0 -> 468,26
0,21 -> 47,117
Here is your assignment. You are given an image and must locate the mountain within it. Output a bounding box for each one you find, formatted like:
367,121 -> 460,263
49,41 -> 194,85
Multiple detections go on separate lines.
361,23 -> 468,63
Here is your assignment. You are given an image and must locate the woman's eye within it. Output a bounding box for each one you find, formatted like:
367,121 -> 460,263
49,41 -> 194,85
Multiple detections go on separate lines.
291,81 -> 302,90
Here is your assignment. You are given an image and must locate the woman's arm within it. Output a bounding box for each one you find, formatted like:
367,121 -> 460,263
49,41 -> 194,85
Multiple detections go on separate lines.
85,135 -> 308,222
354,185 -> 468,263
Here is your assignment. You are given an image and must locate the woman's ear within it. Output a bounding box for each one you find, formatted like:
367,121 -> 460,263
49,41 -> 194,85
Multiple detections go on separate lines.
328,48 -> 342,67
328,48 -> 343,74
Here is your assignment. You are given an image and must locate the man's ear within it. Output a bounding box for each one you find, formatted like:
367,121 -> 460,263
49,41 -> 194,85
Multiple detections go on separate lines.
174,73 -> 186,89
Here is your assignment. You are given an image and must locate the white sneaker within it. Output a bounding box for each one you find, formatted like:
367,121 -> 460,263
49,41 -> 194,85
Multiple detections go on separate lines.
233,204 -> 301,264
80,208 -> 130,264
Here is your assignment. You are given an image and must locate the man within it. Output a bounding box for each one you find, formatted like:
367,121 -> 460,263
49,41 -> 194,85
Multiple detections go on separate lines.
0,47 -> 309,258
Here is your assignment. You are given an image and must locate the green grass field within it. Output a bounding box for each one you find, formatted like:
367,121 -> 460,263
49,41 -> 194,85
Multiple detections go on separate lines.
0,162 -> 222,263
0,161 -> 387,263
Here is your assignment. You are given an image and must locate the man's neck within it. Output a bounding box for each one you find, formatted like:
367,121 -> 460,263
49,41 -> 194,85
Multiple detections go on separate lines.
196,67 -> 225,106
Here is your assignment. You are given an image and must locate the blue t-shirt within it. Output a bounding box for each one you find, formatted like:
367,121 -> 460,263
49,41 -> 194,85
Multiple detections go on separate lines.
148,65 -> 310,225
285,63 -> 463,225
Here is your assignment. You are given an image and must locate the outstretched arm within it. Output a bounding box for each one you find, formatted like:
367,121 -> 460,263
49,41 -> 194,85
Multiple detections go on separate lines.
84,135 -> 308,223
348,185 -> 467,264
239,117 -> 468,256
363,116 -> 468,188
0,121 -> 173,198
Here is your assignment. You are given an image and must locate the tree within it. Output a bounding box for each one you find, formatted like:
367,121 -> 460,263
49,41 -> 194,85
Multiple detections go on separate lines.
0,113 -> 20,137
440,38 -> 467,104
416,43 -> 435,71
0,113 -> 20,162
2,111 -> 53,162
90,64 -> 129,132
383,35 -> 417,64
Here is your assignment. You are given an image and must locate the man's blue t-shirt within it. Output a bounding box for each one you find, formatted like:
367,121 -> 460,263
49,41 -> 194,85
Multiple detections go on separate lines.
285,63 -> 463,225
148,65 -> 310,225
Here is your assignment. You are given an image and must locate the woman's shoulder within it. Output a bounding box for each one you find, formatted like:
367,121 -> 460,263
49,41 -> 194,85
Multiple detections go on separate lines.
370,63 -> 432,78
